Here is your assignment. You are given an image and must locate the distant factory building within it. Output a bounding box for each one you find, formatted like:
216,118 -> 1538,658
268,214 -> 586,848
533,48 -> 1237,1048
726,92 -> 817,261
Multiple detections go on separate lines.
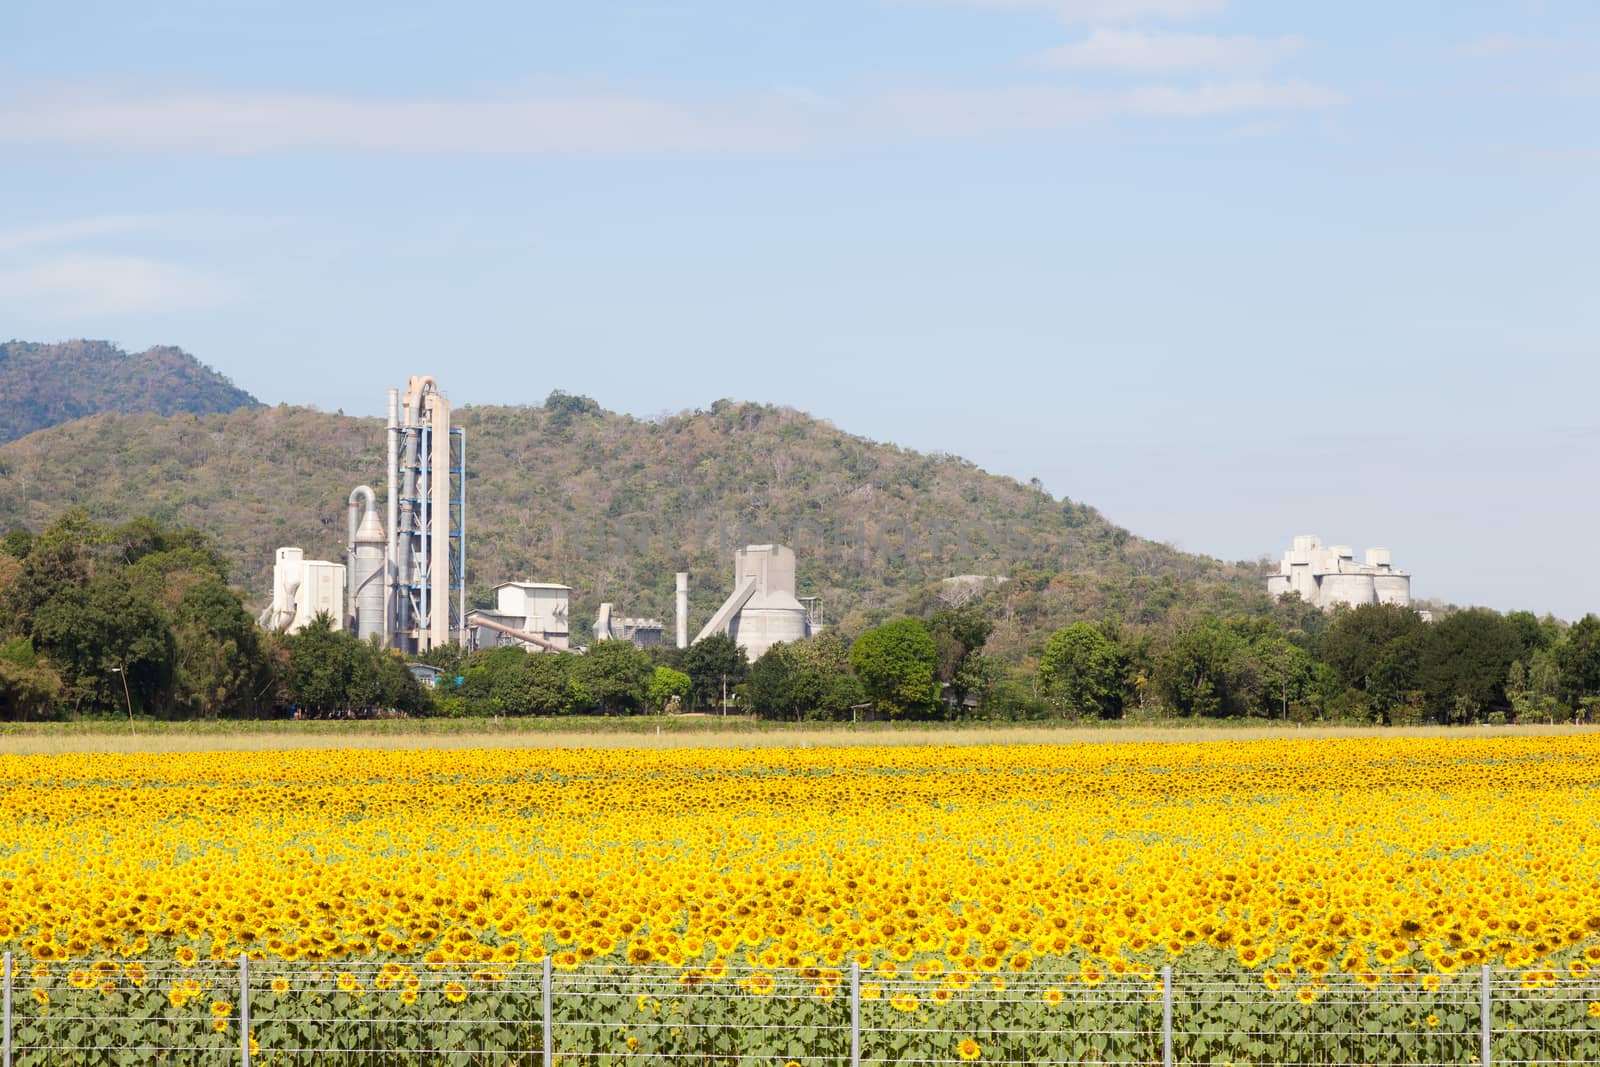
260,547 -> 346,634
464,581 -> 572,652
594,604 -> 664,647
695,544 -> 822,661
1267,535 -> 1412,611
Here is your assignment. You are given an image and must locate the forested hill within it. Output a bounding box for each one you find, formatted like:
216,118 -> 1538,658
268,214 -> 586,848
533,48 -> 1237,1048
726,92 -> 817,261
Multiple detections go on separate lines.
0,340 -> 259,445
0,395 -> 1268,644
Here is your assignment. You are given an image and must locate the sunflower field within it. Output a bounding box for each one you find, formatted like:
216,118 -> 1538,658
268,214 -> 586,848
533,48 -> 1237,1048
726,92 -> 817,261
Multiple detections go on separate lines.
3,735 -> 1600,1064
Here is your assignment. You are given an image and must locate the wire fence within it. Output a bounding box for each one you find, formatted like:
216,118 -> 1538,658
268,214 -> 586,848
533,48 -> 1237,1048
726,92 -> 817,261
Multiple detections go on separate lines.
4,953 -> 1599,1066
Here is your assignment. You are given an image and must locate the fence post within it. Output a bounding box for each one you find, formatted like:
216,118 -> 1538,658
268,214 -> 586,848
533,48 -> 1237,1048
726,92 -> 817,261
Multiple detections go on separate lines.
4,950 -> 13,1067
239,954 -> 251,1067
1161,965 -> 1173,1067
850,961 -> 860,1067
1480,964 -> 1491,1067
542,955 -> 553,1067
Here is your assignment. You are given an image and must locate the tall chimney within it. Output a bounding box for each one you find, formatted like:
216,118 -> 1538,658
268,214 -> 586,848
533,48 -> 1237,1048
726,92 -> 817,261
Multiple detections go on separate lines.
676,572 -> 689,649
385,388 -> 399,648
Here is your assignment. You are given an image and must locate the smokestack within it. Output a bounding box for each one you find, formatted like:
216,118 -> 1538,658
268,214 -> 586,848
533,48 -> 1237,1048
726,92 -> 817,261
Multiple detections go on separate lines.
385,388 -> 399,649
676,572 -> 689,649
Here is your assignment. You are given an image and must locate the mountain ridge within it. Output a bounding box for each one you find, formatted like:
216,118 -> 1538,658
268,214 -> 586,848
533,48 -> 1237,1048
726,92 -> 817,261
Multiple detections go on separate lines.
0,339 -> 260,446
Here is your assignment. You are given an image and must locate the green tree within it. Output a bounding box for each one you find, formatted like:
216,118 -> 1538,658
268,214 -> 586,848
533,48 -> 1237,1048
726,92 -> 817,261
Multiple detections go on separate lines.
1319,603 -> 1427,717
373,646 -> 430,714
928,607 -> 995,710
768,633 -> 866,721
1416,608 -> 1521,722
171,578 -> 267,718
745,643 -> 808,721
1,528 -> 33,560
0,636 -> 63,721
1,514 -> 95,632
31,572 -> 175,716
283,614 -> 366,713
1038,622 -> 1121,719
111,516 -> 231,576
682,633 -> 748,711
572,640 -> 653,714
489,653 -> 579,716
647,665 -> 691,712
849,618 -> 939,718
1557,615 -> 1600,704
1252,635 -> 1315,720
1152,618 -> 1246,718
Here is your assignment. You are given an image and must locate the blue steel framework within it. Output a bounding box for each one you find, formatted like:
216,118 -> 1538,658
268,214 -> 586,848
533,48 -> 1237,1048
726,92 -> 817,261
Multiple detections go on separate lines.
394,423 -> 465,647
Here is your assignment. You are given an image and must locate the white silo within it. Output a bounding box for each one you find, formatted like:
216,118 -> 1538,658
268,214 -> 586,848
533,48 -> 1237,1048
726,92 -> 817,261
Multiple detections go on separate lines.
694,544 -> 811,661
1317,571 -> 1377,609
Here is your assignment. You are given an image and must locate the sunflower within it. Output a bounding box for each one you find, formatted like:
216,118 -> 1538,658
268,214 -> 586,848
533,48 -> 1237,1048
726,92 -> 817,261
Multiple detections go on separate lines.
958,1037 -> 982,1060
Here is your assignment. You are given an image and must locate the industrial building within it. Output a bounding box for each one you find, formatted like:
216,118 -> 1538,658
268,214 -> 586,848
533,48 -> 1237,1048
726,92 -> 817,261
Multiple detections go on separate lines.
264,382 -> 829,665
264,376 -> 464,651
594,604 -> 665,647
1267,534 -> 1412,611
382,376 -> 465,651
694,544 -> 822,661
465,582 -> 573,652
260,547 -> 346,633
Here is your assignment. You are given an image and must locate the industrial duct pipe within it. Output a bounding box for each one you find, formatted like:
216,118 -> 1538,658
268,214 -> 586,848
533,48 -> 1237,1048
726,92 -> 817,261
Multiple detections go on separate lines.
347,485 -> 387,642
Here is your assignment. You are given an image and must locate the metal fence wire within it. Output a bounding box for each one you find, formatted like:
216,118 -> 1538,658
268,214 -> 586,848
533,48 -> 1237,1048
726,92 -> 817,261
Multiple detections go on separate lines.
3,953 -> 1599,1066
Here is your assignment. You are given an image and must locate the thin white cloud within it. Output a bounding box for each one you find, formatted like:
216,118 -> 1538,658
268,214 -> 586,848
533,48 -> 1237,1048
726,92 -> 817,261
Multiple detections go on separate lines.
0,214 -> 164,254
950,0 -> 1226,22
0,81 -> 1339,156
870,80 -> 1340,135
0,253 -> 236,317
0,89 -> 812,156
1456,32 -> 1555,59
1040,29 -> 1304,72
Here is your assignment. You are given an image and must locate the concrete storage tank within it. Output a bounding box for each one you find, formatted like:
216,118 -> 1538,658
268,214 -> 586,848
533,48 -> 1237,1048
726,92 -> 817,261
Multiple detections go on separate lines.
1266,535 -> 1415,611
1373,574 -> 1411,605
1317,572 -> 1376,608
694,544 -> 813,661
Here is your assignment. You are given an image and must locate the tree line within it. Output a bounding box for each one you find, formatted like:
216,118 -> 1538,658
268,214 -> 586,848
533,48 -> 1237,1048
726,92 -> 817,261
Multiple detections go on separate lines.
4,513 -> 1598,725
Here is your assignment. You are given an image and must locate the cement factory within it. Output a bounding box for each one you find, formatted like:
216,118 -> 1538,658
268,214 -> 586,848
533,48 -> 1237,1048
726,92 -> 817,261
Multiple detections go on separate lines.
263,376 -> 821,661
1266,534 -> 1413,611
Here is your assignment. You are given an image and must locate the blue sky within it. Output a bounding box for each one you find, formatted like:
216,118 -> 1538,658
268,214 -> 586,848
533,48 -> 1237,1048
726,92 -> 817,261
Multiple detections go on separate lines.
2,1 -> 1596,618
